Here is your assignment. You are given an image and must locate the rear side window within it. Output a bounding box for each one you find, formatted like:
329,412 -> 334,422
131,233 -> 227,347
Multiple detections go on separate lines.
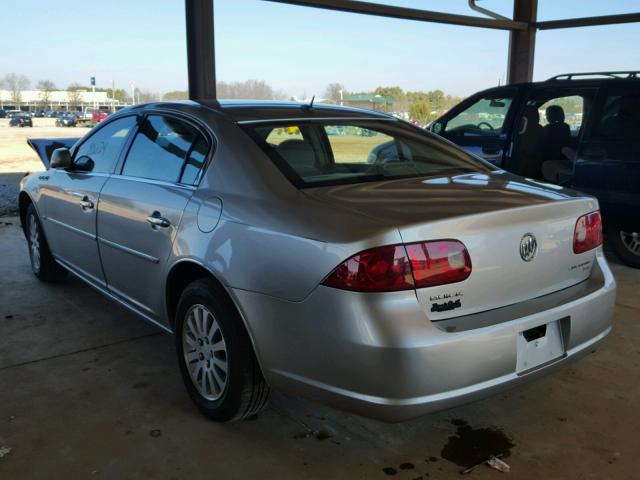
122,115 -> 209,184
73,116 -> 136,173
591,92 -> 640,141
244,120 -> 492,188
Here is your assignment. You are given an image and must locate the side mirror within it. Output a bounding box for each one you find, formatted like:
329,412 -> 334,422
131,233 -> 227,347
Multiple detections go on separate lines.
50,148 -> 72,169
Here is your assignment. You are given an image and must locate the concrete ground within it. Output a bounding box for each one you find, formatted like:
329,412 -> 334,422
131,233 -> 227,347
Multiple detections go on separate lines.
0,217 -> 638,480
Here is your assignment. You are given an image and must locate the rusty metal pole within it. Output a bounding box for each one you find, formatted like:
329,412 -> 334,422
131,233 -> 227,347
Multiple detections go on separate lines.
507,0 -> 537,84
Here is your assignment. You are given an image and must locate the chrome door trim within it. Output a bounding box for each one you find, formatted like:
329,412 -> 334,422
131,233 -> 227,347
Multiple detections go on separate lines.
45,216 -> 96,240
98,237 -> 160,264
109,174 -> 197,191
54,256 -> 172,334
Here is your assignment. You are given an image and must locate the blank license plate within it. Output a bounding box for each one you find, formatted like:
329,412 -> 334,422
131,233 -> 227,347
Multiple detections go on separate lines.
516,320 -> 565,373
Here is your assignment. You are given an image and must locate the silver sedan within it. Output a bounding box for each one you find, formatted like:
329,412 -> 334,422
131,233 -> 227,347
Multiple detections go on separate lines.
19,101 -> 616,422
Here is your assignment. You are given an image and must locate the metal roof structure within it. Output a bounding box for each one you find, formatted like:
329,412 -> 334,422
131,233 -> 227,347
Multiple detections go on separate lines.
184,0 -> 640,100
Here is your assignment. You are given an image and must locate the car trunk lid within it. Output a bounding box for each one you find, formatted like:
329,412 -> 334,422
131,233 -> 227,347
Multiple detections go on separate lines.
305,171 -> 600,320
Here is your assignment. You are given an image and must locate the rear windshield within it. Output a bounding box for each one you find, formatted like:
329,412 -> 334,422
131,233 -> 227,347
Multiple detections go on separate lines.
242,119 -> 493,188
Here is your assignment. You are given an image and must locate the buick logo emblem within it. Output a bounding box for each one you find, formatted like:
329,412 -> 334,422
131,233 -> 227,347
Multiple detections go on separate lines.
520,233 -> 537,262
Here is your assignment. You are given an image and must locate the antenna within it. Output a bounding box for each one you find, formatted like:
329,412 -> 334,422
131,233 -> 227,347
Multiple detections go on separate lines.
302,95 -> 316,110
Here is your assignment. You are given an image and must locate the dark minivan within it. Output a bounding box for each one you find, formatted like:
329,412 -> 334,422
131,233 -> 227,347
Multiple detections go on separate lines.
430,71 -> 640,268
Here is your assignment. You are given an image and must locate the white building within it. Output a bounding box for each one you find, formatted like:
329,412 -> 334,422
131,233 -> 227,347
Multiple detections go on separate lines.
0,89 -> 121,111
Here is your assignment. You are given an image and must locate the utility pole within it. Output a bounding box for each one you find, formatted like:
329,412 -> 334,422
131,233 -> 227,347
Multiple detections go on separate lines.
112,79 -> 116,112
131,81 -> 136,105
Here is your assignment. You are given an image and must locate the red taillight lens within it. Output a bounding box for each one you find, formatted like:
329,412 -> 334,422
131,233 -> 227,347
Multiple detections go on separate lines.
573,211 -> 603,254
322,240 -> 472,292
321,245 -> 414,292
405,240 -> 472,288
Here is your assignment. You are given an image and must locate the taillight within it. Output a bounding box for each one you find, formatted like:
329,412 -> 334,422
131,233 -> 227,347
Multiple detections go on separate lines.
322,240 -> 471,292
405,240 -> 472,288
573,211 -> 603,254
321,245 -> 414,292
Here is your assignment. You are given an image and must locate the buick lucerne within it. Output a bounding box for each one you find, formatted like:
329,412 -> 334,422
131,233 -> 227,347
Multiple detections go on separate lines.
19,101 -> 616,422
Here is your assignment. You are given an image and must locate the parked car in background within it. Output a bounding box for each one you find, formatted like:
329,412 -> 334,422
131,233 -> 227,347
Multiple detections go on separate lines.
9,113 -> 33,127
34,110 -> 46,118
430,71 -> 640,267
55,114 -> 77,127
0,110 -> 6,118
92,109 -> 110,124
19,101 -> 615,422
6,110 -> 23,119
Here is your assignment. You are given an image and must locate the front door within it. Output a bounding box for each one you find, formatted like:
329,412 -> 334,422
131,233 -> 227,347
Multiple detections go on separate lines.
97,114 -> 210,320
432,87 -> 518,167
41,116 -> 137,286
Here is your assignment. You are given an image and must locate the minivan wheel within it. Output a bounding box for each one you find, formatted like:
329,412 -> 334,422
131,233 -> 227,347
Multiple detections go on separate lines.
25,204 -> 68,282
175,278 -> 270,422
609,229 -> 640,269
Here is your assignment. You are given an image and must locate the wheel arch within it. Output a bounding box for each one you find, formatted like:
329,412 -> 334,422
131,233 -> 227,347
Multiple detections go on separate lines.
165,259 -> 267,374
165,260 -> 255,336
18,191 -> 35,234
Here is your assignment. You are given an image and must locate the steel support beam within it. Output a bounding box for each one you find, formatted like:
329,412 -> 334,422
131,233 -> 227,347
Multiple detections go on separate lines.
185,0 -> 216,100
263,0 -> 527,30
537,12 -> 640,30
507,0 -> 537,84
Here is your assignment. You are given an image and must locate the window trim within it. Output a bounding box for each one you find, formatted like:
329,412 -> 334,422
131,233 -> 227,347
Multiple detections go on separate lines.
115,109 -> 216,187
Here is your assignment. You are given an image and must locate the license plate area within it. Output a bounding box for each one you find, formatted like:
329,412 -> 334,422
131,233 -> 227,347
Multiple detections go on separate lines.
516,319 -> 566,374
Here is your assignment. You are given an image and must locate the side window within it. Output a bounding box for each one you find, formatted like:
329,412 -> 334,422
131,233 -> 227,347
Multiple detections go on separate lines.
538,96 -> 584,134
591,92 -> 640,141
73,116 -> 136,173
122,115 -> 207,184
323,126 -> 402,164
444,94 -> 514,136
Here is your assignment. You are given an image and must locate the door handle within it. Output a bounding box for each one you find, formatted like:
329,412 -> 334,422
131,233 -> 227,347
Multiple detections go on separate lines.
146,212 -> 171,229
80,197 -> 94,210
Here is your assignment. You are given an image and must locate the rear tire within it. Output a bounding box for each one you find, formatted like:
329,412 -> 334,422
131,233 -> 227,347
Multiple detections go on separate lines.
175,278 -> 270,422
609,228 -> 640,268
25,204 -> 67,282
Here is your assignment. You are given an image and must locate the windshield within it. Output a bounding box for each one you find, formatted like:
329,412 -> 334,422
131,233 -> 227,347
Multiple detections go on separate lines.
243,119 -> 494,188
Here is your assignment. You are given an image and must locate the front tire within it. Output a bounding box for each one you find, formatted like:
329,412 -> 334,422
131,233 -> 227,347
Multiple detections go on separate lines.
609,229 -> 640,268
25,204 -> 67,282
175,278 -> 270,422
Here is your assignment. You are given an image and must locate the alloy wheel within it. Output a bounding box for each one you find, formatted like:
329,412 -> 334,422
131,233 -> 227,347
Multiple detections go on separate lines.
620,231 -> 640,256
29,214 -> 41,272
182,304 -> 228,401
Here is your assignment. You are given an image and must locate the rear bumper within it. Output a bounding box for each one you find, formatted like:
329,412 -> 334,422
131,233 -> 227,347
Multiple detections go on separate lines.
233,251 -> 616,422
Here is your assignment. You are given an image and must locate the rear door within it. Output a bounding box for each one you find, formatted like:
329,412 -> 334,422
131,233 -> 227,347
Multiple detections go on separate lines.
431,87 -> 520,166
97,113 -> 211,319
573,84 -> 640,230
40,115 -> 137,286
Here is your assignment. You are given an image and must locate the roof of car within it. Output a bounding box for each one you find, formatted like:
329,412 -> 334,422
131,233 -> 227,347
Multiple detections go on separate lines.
208,99 -> 397,123
122,99 -> 396,124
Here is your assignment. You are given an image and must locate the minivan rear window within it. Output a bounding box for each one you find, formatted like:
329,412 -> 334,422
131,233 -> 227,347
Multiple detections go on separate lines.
242,120 -> 493,188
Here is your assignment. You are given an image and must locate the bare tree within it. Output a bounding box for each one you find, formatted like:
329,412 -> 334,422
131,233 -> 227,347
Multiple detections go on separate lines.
4,73 -> 30,106
36,80 -> 56,109
66,83 -> 84,110
324,83 -> 346,104
135,88 -> 161,103
216,79 -> 287,100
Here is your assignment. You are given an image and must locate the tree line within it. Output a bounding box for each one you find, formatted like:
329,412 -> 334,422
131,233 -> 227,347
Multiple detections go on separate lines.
323,82 -> 464,124
1,73 -> 465,121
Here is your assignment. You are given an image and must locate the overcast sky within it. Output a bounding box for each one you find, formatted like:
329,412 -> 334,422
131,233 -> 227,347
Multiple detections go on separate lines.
3,0 -> 639,97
